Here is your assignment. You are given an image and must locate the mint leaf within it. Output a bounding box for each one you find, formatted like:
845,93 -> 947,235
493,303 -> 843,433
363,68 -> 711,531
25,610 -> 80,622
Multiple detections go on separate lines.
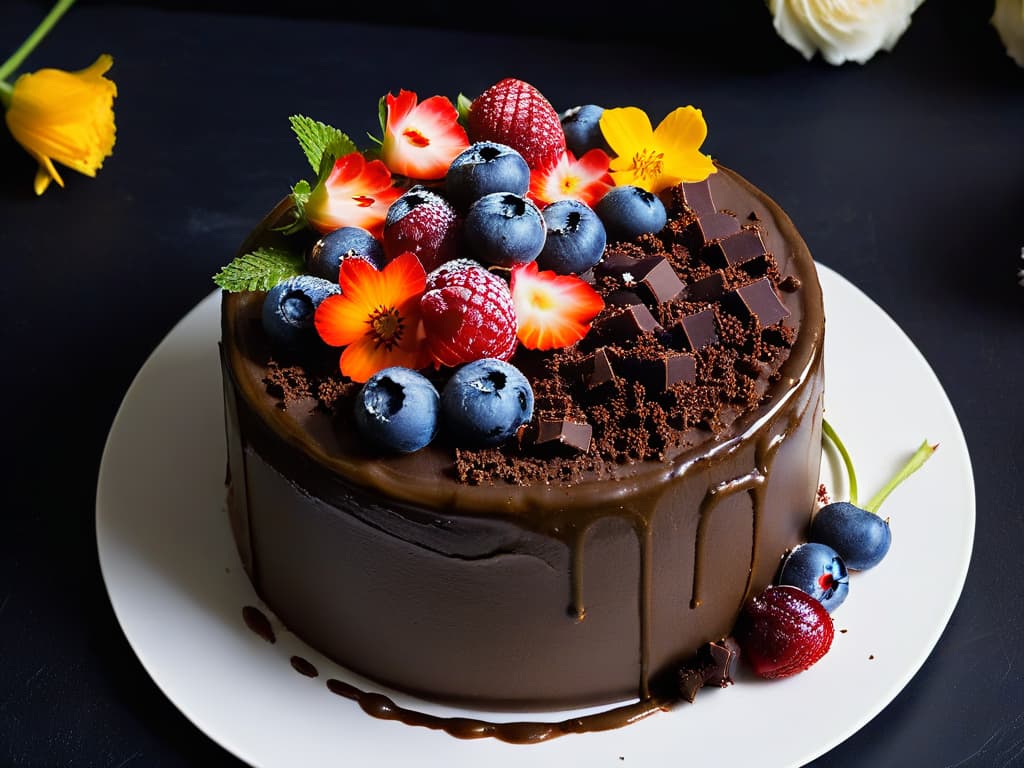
212,246 -> 305,292
289,115 -> 356,174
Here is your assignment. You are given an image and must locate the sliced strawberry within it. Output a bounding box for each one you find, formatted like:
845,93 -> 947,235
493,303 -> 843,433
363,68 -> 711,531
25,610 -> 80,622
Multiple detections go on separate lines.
381,90 -> 469,181
468,78 -> 566,170
510,261 -> 604,350
528,148 -> 613,208
732,585 -> 835,679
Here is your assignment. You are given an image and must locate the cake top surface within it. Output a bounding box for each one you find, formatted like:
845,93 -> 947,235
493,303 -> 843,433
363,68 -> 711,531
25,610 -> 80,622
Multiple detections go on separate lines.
217,77 -> 824,508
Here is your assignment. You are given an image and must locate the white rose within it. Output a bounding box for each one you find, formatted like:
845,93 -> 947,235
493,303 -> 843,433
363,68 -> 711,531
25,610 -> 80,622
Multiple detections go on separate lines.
992,0 -> 1024,67
768,0 -> 926,66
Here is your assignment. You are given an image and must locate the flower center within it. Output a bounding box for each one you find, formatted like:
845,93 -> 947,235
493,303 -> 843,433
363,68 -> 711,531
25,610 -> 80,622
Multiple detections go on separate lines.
403,128 -> 430,148
631,148 -> 664,182
560,174 -> 580,195
368,305 -> 404,349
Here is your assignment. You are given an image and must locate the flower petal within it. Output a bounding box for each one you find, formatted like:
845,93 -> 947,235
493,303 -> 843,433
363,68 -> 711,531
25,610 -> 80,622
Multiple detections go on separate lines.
598,107 -> 654,160
4,54 -> 117,193
314,293 -> 368,347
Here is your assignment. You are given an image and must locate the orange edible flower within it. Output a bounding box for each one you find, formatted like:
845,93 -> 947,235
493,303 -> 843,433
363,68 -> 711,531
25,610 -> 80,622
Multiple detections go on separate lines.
314,252 -> 431,383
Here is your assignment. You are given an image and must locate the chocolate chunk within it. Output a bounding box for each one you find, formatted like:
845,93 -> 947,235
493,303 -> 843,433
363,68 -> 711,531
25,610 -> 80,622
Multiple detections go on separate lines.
593,303 -> 662,342
596,254 -> 685,304
778,274 -> 802,292
725,278 -> 790,327
685,211 -> 741,251
679,179 -> 717,216
535,418 -> 593,452
687,270 -> 727,302
579,347 -> 617,388
676,638 -> 739,702
606,288 -> 644,307
703,229 -> 767,268
701,638 -> 740,687
671,308 -> 718,350
645,352 -> 695,391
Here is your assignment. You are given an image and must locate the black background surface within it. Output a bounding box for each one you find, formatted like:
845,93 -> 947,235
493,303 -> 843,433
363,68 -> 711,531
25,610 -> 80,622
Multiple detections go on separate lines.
1,0 -> 1022,765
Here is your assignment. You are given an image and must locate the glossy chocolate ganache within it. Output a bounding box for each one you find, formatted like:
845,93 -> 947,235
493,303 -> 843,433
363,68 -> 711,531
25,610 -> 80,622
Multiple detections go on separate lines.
219,164 -> 825,732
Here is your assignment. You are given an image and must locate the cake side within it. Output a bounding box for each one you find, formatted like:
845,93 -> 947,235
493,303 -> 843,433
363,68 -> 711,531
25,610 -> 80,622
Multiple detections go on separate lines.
219,164 -> 825,710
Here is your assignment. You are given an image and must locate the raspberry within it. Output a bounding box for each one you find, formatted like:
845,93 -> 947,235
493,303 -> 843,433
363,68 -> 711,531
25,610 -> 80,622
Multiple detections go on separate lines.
468,78 -> 566,170
420,260 -> 518,367
382,185 -> 463,273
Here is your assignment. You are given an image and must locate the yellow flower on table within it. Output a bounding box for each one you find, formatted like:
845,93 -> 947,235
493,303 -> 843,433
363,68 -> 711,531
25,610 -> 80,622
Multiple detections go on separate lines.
599,105 -> 716,194
3,54 -> 117,195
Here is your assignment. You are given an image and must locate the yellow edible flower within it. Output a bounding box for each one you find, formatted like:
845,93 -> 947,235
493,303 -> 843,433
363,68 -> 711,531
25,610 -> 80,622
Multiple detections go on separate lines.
3,54 -> 117,195
599,105 -> 716,194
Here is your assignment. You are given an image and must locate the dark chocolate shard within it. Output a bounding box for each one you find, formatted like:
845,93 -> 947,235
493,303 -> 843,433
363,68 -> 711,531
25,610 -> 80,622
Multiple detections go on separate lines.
605,288 -> 644,307
685,211 -> 741,251
687,270 -> 728,302
596,254 -> 685,304
676,638 -> 740,703
535,418 -> 593,453
679,178 -> 717,216
579,347 -> 617,388
703,228 -> 767,268
726,278 -> 790,327
592,303 -> 662,342
671,308 -> 718,350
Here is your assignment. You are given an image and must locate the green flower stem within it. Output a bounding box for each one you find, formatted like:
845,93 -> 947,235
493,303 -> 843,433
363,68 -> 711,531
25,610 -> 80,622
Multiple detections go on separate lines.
863,439 -> 937,515
0,0 -> 78,83
0,80 -> 12,109
822,418 -> 858,507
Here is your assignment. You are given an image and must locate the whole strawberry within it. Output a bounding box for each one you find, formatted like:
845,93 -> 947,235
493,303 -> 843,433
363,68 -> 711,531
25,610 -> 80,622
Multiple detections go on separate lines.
468,78 -> 567,170
421,259 -> 518,367
383,185 -> 463,273
732,585 -> 834,679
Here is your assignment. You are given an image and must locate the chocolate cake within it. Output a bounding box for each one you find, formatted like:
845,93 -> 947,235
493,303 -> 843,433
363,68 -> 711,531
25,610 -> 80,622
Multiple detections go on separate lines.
216,80 -> 825,731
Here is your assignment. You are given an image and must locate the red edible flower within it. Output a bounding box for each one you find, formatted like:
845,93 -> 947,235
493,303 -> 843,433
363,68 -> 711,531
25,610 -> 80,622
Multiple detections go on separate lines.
510,262 -> 605,350
381,90 -> 469,181
304,151 -> 402,239
528,148 -> 613,208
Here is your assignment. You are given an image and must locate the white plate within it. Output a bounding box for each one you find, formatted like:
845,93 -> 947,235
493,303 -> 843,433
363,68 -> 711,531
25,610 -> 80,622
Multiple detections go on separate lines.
96,265 -> 975,768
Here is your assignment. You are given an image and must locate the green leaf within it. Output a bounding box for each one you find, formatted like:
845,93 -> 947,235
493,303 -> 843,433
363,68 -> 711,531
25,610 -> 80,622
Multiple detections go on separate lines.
270,179 -> 311,235
212,246 -> 305,292
289,114 -> 357,174
456,93 -> 472,128
377,94 -> 387,137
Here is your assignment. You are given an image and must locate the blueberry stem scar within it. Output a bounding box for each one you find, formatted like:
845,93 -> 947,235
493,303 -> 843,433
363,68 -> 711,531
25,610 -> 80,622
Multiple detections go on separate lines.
863,439 -> 938,515
822,418 -> 858,507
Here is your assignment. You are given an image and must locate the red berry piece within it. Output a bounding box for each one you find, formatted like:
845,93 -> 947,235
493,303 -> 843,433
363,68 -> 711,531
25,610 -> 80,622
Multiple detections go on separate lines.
382,185 -> 463,273
420,260 -> 518,367
468,78 -> 567,170
732,585 -> 834,679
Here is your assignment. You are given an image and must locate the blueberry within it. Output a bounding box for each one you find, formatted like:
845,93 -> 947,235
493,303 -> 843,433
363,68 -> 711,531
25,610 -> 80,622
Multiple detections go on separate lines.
594,185 -> 667,242
440,358 -> 534,448
445,142 -> 530,212
536,199 -> 607,275
464,192 -> 546,267
560,104 -> 611,156
353,367 -> 440,453
809,501 -> 893,571
776,542 -> 849,614
308,226 -> 384,282
261,275 -> 339,350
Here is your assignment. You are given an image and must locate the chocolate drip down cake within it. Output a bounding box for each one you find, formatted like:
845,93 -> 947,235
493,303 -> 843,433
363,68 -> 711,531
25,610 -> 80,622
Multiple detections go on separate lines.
216,78 -> 825,717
